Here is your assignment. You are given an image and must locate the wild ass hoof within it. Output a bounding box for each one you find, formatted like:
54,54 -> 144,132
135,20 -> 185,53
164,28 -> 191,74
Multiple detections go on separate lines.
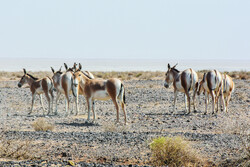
193,109 -> 197,113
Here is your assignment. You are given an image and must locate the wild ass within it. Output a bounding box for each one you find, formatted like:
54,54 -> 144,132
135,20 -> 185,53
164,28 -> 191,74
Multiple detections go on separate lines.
72,63 -> 95,115
51,66 -> 74,116
72,71 -> 126,124
197,70 -> 225,114
222,74 -> 234,112
18,69 -> 54,115
51,63 -> 95,115
164,64 -> 198,114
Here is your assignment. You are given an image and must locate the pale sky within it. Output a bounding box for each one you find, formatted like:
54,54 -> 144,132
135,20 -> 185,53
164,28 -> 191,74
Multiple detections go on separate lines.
0,0 -> 249,60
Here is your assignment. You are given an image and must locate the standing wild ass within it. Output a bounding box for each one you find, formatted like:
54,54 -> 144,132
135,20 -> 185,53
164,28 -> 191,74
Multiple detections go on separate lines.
18,69 -> 54,115
222,74 -> 234,112
51,66 -> 74,116
197,70 -> 225,114
72,63 -> 95,115
164,64 -> 199,114
72,71 -> 127,124
51,63 -> 95,115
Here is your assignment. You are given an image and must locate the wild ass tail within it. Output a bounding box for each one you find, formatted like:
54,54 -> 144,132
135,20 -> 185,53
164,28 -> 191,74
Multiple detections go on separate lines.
189,69 -> 193,91
71,77 -> 76,97
119,83 -> 126,104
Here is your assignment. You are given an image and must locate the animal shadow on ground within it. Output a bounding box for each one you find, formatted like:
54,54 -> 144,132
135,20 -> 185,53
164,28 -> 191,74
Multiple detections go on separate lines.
57,122 -> 100,127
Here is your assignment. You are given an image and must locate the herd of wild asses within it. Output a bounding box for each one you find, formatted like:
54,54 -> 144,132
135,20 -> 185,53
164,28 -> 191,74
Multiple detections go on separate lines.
17,63 -> 234,124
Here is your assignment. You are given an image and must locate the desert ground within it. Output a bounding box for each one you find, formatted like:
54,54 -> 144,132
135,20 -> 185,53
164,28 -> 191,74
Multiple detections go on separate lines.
0,71 -> 249,166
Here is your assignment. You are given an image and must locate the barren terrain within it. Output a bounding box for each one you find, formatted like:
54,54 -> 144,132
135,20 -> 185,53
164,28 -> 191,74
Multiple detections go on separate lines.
0,71 -> 249,166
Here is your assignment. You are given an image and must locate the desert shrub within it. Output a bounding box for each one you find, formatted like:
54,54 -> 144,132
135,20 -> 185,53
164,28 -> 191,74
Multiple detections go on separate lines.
32,118 -> 54,131
102,123 -> 127,133
0,132 -> 34,160
149,136 -> 202,167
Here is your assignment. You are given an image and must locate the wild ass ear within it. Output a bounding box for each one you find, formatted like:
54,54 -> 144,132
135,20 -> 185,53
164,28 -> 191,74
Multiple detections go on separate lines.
79,63 -> 82,70
172,63 -> 178,69
168,64 -> 171,69
51,67 -> 55,73
73,63 -> 77,70
59,66 -> 62,72
23,68 -> 26,74
64,63 -> 68,70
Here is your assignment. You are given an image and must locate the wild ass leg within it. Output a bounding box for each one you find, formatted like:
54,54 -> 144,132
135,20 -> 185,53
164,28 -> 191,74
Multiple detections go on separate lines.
44,92 -> 51,115
49,89 -> 54,114
220,90 -> 225,112
184,94 -> 187,112
39,94 -> 46,112
226,93 -> 232,112
193,87 -> 197,112
121,102 -> 126,124
64,92 -> 70,116
86,98 -> 91,122
173,90 -> 178,113
118,86 -> 127,124
211,91 -> 215,114
55,92 -> 61,115
92,101 -> 96,123
74,94 -> 79,115
204,92 -> 208,115
184,90 -> 191,114
112,97 -> 120,124
29,93 -> 36,115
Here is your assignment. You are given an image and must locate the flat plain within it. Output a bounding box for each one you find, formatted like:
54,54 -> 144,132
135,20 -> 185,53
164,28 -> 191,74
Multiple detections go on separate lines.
0,71 -> 249,166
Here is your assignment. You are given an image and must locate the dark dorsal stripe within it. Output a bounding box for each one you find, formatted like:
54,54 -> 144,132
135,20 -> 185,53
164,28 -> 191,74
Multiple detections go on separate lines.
27,73 -> 39,80
82,71 -> 92,79
172,68 -> 180,73
206,72 -> 213,90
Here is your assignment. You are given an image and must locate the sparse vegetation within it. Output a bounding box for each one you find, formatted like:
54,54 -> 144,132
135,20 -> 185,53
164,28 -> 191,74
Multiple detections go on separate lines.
32,118 -> 54,132
218,115 -> 250,167
0,131 -> 34,160
149,136 -> 203,167
102,123 -> 127,133
0,70 -> 249,82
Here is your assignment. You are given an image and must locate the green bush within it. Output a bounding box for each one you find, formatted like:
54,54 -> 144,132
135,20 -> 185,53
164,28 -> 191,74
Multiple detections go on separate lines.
150,136 -> 203,166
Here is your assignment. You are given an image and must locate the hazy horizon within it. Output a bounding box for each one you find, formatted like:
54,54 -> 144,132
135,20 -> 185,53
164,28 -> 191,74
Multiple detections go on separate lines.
0,57 -> 249,72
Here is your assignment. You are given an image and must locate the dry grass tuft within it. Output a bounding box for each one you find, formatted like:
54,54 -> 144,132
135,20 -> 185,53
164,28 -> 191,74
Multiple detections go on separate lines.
217,115 -> 250,166
0,70 -> 249,81
32,118 -> 54,132
102,123 -> 127,133
0,132 -> 34,160
149,136 -> 204,167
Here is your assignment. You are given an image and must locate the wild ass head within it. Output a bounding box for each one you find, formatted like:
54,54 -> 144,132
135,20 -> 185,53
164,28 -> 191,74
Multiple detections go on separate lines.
51,66 -> 62,86
18,69 -> 38,88
164,63 -> 179,88
72,71 -> 85,97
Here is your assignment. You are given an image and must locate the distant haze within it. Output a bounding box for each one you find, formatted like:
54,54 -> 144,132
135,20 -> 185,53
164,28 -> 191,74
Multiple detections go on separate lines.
0,57 -> 249,72
0,0 -> 249,61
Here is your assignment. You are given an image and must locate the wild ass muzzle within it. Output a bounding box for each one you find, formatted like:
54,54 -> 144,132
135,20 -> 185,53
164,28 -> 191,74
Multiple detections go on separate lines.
18,69 -> 54,115
164,63 -> 198,114
197,70 -> 225,114
72,71 -> 127,124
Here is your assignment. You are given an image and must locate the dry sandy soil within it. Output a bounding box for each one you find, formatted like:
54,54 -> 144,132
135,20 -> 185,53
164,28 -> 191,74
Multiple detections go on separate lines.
0,73 -> 249,166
